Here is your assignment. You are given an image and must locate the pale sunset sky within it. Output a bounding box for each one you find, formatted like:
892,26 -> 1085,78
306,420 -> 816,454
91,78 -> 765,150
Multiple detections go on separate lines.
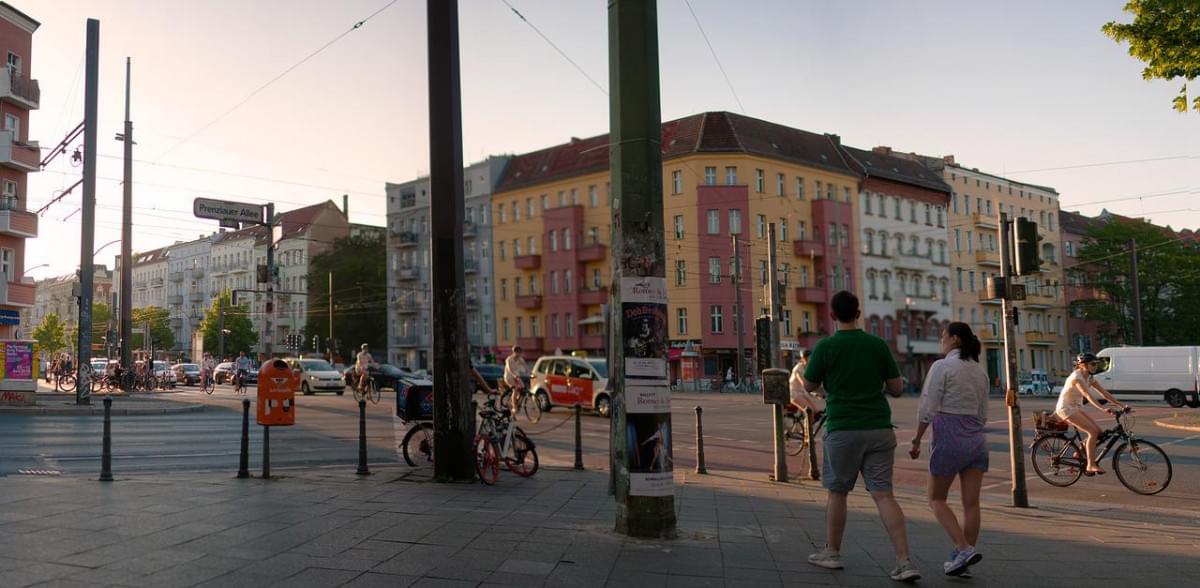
19,0 -> 1199,277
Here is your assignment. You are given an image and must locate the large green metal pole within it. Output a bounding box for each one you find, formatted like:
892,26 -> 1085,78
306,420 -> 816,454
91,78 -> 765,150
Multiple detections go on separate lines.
610,0 -> 675,538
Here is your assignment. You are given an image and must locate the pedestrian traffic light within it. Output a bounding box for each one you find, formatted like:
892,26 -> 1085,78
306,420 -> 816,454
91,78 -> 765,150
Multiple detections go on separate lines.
1014,218 -> 1041,276
231,290 -> 239,306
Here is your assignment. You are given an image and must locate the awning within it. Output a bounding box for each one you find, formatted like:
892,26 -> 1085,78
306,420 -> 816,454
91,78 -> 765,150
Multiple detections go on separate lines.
577,315 -> 604,325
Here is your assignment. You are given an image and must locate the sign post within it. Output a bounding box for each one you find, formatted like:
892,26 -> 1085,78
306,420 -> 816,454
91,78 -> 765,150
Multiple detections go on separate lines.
192,198 -> 265,227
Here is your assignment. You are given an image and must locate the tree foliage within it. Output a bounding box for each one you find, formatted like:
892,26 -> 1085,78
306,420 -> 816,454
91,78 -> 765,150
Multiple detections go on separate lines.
131,306 -> 175,351
305,233 -> 386,362
32,313 -> 68,355
199,290 -> 258,360
1073,217 -> 1200,346
1103,0 -> 1200,112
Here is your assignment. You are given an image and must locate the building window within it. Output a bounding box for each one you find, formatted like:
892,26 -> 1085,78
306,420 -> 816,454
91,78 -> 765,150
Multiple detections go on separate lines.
781,309 -> 792,336
551,271 -> 559,294
591,269 -> 602,289
674,215 -> 684,239
776,173 -> 785,196
710,305 -> 724,333
516,317 -> 524,338
671,171 -> 682,194
756,215 -> 766,238
676,260 -> 687,286
755,169 -> 765,193
815,180 -> 823,200
796,177 -> 805,199
566,312 -> 574,336
570,188 -> 578,205
894,198 -> 902,219
586,185 -> 596,207
502,318 -> 509,340
725,166 -> 738,185
797,221 -> 806,240
828,223 -> 838,246
728,209 -> 742,234
843,186 -> 850,202
500,278 -> 507,300
512,202 -> 520,222
704,166 -> 717,185
864,192 -> 872,215
707,209 -> 720,234
564,270 -> 573,293
588,227 -> 599,245
802,311 -> 812,333
780,219 -> 788,242
564,229 -> 572,250
551,314 -> 560,337
541,194 -> 549,210
499,242 -> 507,261
677,307 -> 688,335
708,257 -> 721,284
498,206 -> 506,224
528,275 -> 537,295
549,230 -> 558,252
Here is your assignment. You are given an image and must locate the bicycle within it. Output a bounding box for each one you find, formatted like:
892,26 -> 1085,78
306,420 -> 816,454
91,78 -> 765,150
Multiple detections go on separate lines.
498,379 -> 541,424
233,370 -> 247,395
1030,407 -> 1172,495
353,371 -> 381,405
54,370 -> 77,393
474,396 -> 538,485
200,369 -> 214,395
784,404 -> 826,472
399,384 -> 434,467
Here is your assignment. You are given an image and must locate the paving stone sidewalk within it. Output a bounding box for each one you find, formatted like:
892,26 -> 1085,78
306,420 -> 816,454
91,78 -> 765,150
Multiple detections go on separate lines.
0,464 -> 1196,588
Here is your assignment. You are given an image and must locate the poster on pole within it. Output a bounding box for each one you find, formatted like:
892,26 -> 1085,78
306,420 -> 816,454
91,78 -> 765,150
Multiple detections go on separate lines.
627,413 -> 673,496
627,379 -> 670,414
620,277 -> 668,378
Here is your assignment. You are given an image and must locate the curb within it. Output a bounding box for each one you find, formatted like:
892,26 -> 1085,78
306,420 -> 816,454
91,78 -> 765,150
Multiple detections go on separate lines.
1153,418 -> 1200,432
0,403 -> 206,416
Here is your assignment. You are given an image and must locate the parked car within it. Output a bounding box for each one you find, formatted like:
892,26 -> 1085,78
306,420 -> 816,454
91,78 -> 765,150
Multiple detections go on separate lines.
214,361 -> 258,386
153,361 -> 177,387
172,363 -> 201,386
473,363 -> 505,391
1095,346 -> 1200,408
1018,370 -> 1052,397
341,363 -> 414,391
529,355 -> 611,417
285,357 -> 346,395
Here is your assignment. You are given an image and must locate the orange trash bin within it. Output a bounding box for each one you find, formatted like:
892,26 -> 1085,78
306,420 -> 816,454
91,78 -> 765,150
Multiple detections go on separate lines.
257,358 -> 298,426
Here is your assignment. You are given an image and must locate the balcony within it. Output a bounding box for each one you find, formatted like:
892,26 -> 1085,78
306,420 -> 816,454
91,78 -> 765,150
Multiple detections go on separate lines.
0,201 -> 36,238
189,291 -> 205,303
1023,330 -> 1056,346
794,286 -> 826,304
134,280 -> 147,291
229,265 -> 249,274
896,335 -> 942,355
0,70 -> 40,110
170,317 -> 183,329
167,294 -> 183,306
977,326 -> 1001,341
395,298 -> 420,314
462,222 -> 477,238
0,130 -> 39,173
517,336 -> 544,351
464,258 -> 479,273
150,277 -> 164,287
168,273 -> 184,283
972,213 -> 997,230
210,263 -> 228,276
975,249 -> 1001,267
977,292 -> 1002,305
0,280 -> 34,307
514,254 -> 541,270
1023,289 -> 1056,309
396,231 -> 419,248
577,243 -> 607,262
793,239 -> 826,258
191,268 -> 205,279
396,266 -> 421,281
465,295 -> 480,310
579,288 -> 607,305
392,334 -> 422,347
515,295 -> 542,310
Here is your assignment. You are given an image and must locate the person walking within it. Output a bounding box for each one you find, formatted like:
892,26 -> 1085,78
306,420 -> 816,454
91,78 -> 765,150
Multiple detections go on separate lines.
909,322 -> 989,577
803,291 -> 918,582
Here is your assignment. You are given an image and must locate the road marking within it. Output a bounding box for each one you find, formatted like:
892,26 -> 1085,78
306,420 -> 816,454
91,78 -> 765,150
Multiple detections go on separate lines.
1158,433 -> 1200,447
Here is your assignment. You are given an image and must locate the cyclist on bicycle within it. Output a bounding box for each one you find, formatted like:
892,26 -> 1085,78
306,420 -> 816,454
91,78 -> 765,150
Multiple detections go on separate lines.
503,345 -> 529,411
201,352 -> 215,388
789,349 -> 825,418
355,343 -> 377,393
1056,352 -> 1128,475
234,351 -> 252,389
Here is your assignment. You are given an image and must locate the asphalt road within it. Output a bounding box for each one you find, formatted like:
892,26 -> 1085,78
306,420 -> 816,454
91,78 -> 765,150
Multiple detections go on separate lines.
4,384 -> 1197,516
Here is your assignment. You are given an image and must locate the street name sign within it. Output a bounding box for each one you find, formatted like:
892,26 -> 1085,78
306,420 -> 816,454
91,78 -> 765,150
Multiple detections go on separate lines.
193,198 -> 265,225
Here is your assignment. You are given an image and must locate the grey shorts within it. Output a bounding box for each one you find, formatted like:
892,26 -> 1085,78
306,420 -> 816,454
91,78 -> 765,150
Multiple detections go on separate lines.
822,428 -> 897,494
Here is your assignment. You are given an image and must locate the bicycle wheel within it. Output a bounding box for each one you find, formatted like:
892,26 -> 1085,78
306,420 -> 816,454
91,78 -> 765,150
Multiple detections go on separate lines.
506,428 -> 539,477
352,384 -> 365,404
521,393 -> 542,424
370,380 -> 381,404
1031,435 -> 1083,487
474,434 -> 499,485
203,377 -> 213,395
498,389 -> 513,412
58,374 -> 77,393
1113,439 -> 1172,495
401,422 -> 435,467
784,413 -> 806,456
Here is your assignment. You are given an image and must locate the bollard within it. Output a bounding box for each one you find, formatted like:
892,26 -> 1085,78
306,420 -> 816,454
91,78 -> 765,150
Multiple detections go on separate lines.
237,399 -> 250,479
694,406 -> 707,474
356,399 -> 371,476
99,397 -> 113,482
262,425 -> 270,479
573,403 -> 583,470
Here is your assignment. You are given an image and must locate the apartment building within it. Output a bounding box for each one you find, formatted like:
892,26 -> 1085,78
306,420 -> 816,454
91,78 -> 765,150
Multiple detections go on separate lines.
0,2 -> 40,337
165,235 -> 215,357
20,265 -> 113,344
841,145 -> 952,390
1060,209 -> 1106,354
385,156 -> 507,369
491,112 -> 863,382
127,248 -> 169,311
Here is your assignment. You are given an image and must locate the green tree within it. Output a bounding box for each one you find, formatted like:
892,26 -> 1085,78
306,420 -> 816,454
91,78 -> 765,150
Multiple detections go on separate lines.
199,290 -> 258,359
305,233 -> 386,361
32,313 -> 68,355
1073,217 -> 1200,345
64,301 -> 112,350
1103,0 -> 1200,112
131,306 -> 175,351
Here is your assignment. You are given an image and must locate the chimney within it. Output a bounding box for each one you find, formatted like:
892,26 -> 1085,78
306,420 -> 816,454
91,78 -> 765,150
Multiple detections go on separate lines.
872,146 -> 893,155
943,155 -> 956,165
570,136 -> 581,144
826,133 -> 841,144
342,194 -> 349,219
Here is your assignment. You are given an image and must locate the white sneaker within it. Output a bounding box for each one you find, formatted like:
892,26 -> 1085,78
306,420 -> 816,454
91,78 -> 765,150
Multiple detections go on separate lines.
889,560 -> 922,582
946,546 -> 981,577
807,548 -> 844,570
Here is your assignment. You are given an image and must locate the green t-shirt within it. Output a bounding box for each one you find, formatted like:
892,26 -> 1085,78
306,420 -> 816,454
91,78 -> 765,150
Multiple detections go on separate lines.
803,329 -> 900,432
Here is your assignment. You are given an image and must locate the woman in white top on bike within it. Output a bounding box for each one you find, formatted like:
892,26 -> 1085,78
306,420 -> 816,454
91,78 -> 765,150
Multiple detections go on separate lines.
1056,352 -> 1127,475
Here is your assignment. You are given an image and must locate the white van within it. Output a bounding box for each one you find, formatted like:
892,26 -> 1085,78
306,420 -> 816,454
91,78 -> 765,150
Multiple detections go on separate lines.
1094,346 -> 1200,408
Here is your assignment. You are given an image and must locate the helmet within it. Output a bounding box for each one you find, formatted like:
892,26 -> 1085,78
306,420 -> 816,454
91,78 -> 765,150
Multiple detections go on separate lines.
1075,352 -> 1098,365
361,343 -> 369,350
800,349 -> 813,360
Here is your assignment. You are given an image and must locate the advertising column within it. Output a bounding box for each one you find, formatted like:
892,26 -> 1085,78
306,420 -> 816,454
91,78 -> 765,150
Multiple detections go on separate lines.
621,278 -> 672,497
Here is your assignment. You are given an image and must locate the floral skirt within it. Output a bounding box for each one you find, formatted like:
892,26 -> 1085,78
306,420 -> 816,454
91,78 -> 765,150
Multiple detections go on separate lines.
929,413 -> 989,477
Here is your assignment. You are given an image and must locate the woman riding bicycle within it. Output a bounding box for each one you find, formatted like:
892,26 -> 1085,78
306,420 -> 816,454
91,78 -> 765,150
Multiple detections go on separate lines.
201,352 -> 215,388
1056,352 -> 1128,476
502,345 -> 529,411
789,349 -> 825,418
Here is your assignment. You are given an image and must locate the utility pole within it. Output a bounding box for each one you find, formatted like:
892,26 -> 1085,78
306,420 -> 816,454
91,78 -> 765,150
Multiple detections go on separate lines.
263,203 -> 275,361
731,234 -> 745,386
1129,238 -> 1143,346
767,223 -> 787,483
76,19 -> 100,405
427,0 -> 474,481
119,56 -> 133,386
217,295 -> 225,359
998,212 -> 1029,507
610,0 -> 675,538
327,271 -> 333,362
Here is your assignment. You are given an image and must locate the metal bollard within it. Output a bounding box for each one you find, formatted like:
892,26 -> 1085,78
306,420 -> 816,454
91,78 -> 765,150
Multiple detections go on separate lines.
356,399 -> 371,476
262,425 -> 270,479
573,403 -> 583,470
694,406 -> 707,474
99,397 -> 113,482
237,399 -> 250,479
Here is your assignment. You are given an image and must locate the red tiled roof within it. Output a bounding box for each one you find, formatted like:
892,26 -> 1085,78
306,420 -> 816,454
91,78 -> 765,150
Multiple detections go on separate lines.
495,112 -> 857,193
838,145 -> 951,194
1059,210 -> 1101,236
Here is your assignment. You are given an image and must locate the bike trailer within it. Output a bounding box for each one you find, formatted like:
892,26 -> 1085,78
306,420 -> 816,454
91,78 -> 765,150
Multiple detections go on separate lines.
396,378 -> 434,422
1034,410 -> 1068,433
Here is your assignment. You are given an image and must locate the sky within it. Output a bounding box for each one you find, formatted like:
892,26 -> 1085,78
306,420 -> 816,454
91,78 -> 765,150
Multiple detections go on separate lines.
20,0 -> 1199,278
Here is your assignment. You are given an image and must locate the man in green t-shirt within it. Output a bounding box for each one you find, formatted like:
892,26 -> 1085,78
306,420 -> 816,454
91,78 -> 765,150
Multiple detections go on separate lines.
802,291 -> 919,582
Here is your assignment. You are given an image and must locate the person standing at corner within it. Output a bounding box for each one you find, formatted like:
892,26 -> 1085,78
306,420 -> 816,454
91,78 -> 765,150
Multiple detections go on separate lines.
803,291 -> 919,583
909,322 -> 989,577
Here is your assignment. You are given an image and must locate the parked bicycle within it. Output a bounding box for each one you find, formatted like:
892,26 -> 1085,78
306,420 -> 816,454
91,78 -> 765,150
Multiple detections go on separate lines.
54,369 -> 77,393
474,396 -> 538,485
1030,407 -> 1172,495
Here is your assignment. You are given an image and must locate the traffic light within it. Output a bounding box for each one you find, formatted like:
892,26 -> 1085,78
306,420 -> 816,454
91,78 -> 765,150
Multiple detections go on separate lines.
231,290 -> 238,306
1014,218 -> 1041,276
257,264 -> 268,283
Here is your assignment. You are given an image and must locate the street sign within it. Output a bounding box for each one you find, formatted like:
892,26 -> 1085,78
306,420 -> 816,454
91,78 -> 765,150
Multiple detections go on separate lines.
193,198 -> 265,225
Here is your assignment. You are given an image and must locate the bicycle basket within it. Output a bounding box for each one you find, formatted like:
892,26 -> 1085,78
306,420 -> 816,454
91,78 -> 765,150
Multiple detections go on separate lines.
1034,411 -> 1068,433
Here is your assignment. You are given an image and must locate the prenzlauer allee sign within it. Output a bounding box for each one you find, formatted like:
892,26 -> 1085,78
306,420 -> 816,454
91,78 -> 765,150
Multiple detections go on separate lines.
193,198 -> 265,224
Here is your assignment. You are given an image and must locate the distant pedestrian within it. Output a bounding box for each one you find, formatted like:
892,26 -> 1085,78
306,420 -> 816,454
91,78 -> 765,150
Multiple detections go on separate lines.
803,291 -> 918,582
909,322 -> 989,577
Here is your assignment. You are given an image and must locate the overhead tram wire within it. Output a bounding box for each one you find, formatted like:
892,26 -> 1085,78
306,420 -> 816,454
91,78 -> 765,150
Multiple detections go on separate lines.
499,0 -> 607,96
157,0 -> 401,160
682,0 -> 744,113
